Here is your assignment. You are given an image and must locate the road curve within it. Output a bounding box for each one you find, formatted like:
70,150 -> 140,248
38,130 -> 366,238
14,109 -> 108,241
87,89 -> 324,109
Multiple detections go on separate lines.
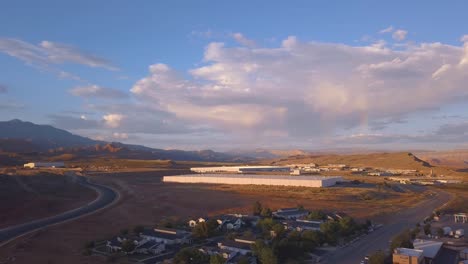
0,176 -> 119,247
325,189 -> 453,264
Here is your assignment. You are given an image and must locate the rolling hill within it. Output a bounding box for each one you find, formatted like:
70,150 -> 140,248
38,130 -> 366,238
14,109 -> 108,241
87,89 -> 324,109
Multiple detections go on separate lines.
267,152 -> 433,171
0,119 -> 251,165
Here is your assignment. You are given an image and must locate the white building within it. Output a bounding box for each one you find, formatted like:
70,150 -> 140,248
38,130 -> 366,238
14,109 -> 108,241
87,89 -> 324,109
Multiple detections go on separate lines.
163,174 -> 342,187
24,162 -> 65,168
190,165 -> 290,174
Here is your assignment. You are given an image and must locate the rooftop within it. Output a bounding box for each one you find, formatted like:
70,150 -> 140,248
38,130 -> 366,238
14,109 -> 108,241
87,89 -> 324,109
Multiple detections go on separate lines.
168,174 -> 342,181
141,229 -> 189,240
394,248 -> 423,257
413,239 -> 443,259
219,240 -> 253,250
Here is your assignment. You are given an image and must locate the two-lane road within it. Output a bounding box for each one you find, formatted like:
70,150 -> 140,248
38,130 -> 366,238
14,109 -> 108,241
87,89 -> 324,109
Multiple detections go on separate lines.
0,176 -> 119,247
326,190 -> 452,264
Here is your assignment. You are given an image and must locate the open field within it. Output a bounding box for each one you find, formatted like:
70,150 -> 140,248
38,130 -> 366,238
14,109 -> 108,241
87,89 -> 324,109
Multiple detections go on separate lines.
0,167 -> 442,264
433,183 -> 468,214
0,171 -> 96,229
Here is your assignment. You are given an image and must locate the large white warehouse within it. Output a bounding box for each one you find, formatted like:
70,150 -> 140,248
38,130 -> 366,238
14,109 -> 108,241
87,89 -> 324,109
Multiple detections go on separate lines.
190,166 -> 291,174
163,174 -> 342,187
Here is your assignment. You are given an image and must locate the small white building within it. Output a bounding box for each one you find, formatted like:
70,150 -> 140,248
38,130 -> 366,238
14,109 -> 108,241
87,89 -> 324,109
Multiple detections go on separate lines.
24,162 -> 65,168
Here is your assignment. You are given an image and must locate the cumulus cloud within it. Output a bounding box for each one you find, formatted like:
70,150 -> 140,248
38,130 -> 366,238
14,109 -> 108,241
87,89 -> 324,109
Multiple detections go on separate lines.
69,85 -> 128,99
231,33 -> 256,47
112,132 -> 129,140
103,114 -> 124,128
392,29 -> 408,41
0,38 -> 118,79
379,26 -> 394,34
131,35 -> 468,141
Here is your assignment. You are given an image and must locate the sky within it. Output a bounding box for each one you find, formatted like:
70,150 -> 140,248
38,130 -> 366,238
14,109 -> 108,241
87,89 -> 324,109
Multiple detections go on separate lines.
1,0 -> 468,151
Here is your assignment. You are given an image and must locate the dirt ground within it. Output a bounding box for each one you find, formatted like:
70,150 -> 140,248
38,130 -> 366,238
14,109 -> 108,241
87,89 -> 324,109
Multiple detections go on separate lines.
0,169 -> 437,264
0,172 -> 96,229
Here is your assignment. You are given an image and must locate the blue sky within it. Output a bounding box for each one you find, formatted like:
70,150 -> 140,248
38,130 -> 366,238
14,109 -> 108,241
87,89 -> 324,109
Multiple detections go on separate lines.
1,1 -> 468,150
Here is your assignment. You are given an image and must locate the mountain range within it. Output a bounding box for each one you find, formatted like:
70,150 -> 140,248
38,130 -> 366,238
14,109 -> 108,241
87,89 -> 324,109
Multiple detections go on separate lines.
0,119 -> 251,164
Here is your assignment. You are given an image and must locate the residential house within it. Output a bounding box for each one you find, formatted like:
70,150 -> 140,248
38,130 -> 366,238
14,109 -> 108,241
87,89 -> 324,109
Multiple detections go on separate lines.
226,252 -> 257,264
140,228 -> 191,245
106,236 -> 146,253
273,208 -> 309,220
218,238 -> 255,255
393,248 -> 424,264
134,240 -> 165,255
283,220 -> 322,232
413,239 -> 443,264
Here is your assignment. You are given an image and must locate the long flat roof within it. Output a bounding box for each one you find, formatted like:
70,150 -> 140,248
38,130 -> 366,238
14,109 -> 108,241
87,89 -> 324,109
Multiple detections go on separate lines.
166,174 -> 342,180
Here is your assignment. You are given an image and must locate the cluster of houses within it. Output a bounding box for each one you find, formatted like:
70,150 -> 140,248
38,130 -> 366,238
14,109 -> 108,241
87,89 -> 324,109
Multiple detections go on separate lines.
106,227 -> 192,255
287,163 -> 424,177
103,208 -> 352,263
392,239 -> 468,264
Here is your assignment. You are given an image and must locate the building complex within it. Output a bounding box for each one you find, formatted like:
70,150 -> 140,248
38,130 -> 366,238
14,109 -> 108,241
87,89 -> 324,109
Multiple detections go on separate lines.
163,174 -> 342,187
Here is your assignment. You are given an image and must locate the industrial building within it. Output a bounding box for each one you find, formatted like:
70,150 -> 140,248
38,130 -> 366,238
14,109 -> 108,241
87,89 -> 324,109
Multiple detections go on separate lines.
190,166 -> 291,174
163,174 -> 342,187
23,162 -> 65,168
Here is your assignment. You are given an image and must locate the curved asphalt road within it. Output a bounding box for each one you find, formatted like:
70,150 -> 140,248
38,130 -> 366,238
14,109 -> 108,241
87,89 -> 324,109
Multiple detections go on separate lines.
325,189 -> 453,264
0,176 -> 118,247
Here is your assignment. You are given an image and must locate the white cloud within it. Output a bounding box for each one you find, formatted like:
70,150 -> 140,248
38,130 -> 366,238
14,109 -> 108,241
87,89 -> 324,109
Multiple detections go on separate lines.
231,33 -> 256,47
69,85 -> 128,99
392,29 -> 408,41
0,38 -> 118,79
379,26 -> 394,34
103,114 -> 124,128
131,34 -> 468,142
112,132 -> 129,140
39,41 -> 118,70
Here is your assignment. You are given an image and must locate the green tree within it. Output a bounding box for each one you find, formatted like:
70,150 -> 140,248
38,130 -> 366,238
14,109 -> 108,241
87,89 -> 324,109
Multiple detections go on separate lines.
261,207 -> 272,217
210,254 -> 225,264
173,248 -> 210,264
257,218 -> 275,233
206,219 -> 220,233
339,217 -> 357,237
390,230 -> 413,252
307,210 -> 326,220
84,241 -> 95,249
193,222 -> 209,238
120,228 -> 129,235
320,221 -> 340,245
193,220 -> 219,239
368,250 -> 386,264
237,256 -> 250,264
253,201 -> 263,216
258,246 -> 278,264
272,223 -> 286,238
121,240 -> 136,253
302,230 -> 321,248
133,225 -> 144,234
423,223 -> 431,235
